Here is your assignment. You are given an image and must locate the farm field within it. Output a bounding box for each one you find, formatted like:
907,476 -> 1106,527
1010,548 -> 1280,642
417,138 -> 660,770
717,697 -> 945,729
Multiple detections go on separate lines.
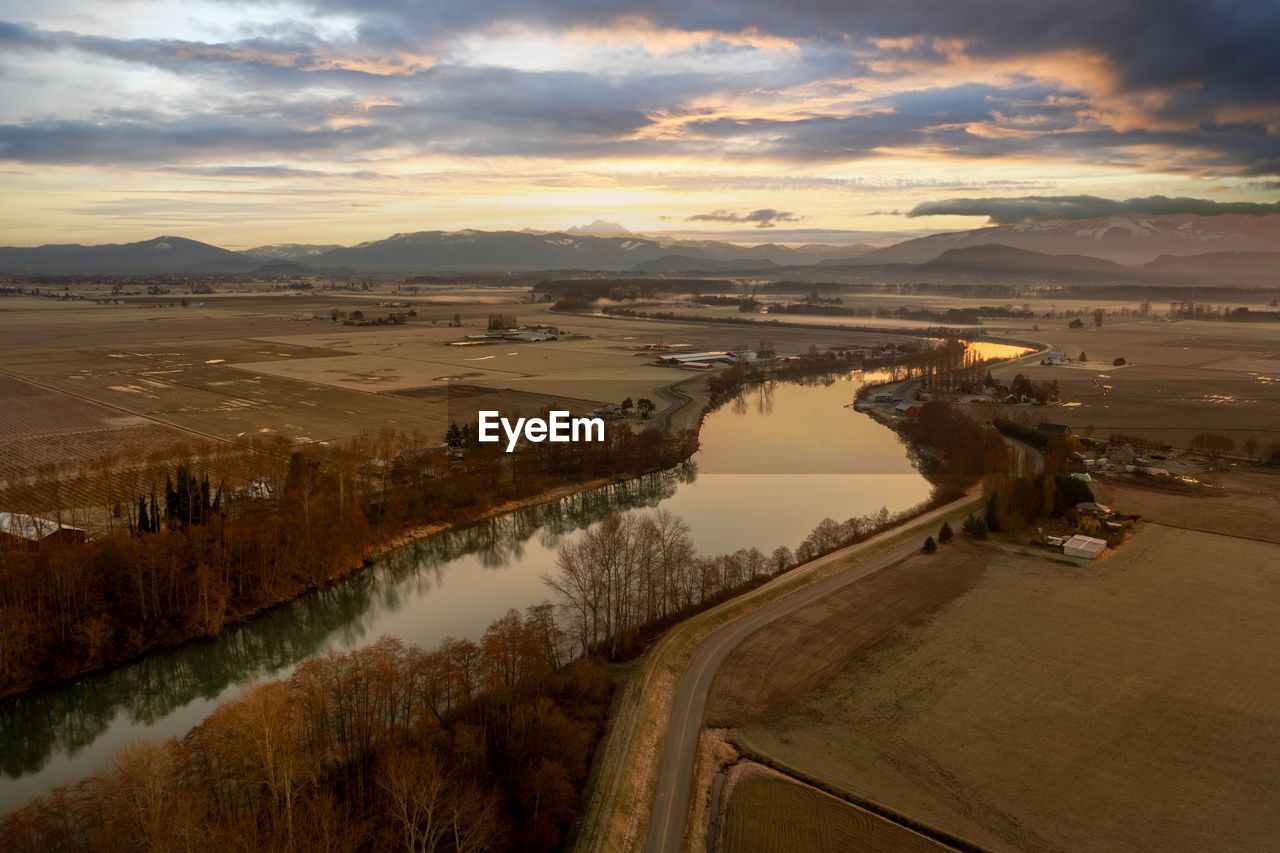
713,763 -> 949,853
1092,466 -> 1280,543
706,540 -> 986,724
971,316 -> 1280,449
0,289 -> 904,497
724,524 -> 1280,852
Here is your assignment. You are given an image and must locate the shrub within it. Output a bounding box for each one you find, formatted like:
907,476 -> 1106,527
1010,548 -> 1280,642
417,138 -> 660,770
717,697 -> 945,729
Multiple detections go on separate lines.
938,521 -> 953,543
961,514 -> 988,540
922,536 -> 937,553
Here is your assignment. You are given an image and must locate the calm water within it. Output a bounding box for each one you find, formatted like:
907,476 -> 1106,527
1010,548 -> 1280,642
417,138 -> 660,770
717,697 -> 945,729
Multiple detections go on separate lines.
0,371 -> 931,812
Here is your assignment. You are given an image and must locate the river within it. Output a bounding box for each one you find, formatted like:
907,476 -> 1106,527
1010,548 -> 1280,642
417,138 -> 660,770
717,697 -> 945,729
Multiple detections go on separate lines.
0,370 -> 933,813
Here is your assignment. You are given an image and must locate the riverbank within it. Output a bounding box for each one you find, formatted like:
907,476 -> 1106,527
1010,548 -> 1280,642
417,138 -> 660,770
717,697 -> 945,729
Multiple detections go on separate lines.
566,488 -> 984,853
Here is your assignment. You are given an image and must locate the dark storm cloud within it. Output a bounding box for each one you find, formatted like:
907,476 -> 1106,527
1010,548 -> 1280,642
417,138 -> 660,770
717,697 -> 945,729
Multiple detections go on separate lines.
908,195 -> 1280,224
1,1 -> 1278,175
685,209 -> 801,227
1242,157 -> 1280,177
265,0 -> 1280,103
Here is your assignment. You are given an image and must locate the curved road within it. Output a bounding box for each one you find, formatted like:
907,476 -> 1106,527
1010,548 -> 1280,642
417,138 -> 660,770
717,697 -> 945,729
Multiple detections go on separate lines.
642,522 -> 959,852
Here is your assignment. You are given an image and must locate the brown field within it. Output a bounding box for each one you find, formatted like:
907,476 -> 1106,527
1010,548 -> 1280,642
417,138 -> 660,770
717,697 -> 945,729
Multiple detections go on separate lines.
981,315 -> 1280,449
0,290 -> 898,503
724,524 -> 1280,852
706,540 -> 986,724
1092,466 -> 1280,543
714,763 -> 949,853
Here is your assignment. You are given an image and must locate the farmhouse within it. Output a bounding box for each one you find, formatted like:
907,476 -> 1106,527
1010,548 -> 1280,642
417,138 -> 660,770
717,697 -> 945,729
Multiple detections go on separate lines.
0,512 -> 86,549
1062,534 -> 1107,559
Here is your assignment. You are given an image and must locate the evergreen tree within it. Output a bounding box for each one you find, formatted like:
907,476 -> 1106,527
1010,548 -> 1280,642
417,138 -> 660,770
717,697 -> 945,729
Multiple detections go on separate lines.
938,520 -> 953,543
985,491 -> 1002,532
922,536 -> 937,553
962,514 -> 988,540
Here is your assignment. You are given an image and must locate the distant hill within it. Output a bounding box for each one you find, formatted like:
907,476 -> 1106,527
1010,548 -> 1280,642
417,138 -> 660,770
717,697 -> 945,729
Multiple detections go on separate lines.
850,213 -> 1280,265
1142,251 -> 1280,283
253,260 -> 312,275
566,220 -> 631,235
243,243 -> 345,263
632,254 -> 779,273
0,236 -> 258,273
922,244 -> 1125,274
307,230 -> 856,271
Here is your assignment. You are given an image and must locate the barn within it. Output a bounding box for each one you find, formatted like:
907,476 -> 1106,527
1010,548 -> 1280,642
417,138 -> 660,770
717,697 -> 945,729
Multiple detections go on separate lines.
0,512 -> 87,549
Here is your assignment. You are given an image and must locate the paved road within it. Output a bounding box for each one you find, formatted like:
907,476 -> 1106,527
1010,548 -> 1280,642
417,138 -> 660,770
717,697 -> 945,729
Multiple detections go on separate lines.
642,516 -> 962,853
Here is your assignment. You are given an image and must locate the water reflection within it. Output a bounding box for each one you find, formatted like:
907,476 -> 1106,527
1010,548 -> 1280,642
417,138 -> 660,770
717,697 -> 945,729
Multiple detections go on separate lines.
0,371 -> 930,812
0,468 -> 685,786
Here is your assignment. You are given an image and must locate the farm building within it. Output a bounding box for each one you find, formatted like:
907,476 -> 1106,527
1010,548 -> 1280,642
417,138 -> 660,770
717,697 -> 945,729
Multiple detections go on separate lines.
894,402 -> 918,416
1062,534 -> 1107,559
1110,444 -> 1144,464
0,512 -> 86,549
654,351 -> 734,366
1076,501 -> 1113,519
873,391 -> 894,403
1037,422 -> 1073,435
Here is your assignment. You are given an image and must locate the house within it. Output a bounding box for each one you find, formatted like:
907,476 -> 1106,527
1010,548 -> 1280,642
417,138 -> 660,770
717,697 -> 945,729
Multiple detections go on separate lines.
1037,422 -> 1073,436
1046,351 -> 1067,365
1062,534 -> 1107,559
1110,444 -> 1144,464
894,402 -> 917,416
0,512 -> 86,549
873,391 -> 894,403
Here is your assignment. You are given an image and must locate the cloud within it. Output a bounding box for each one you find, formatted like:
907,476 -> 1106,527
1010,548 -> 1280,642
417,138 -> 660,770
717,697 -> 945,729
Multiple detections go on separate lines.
1242,157 -> 1280,177
908,194 -> 1280,223
685,208 -> 801,227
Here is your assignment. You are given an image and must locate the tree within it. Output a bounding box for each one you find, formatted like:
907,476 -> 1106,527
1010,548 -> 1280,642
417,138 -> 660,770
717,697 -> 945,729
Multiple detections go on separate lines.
1093,308 -> 1104,327
1189,432 -> 1235,458
961,514 -> 988,540
1010,373 -> 1033,398
985,491 -> 1002,532
922,536 -> 937,553
1068,318 -> 1084,328
635,398 -> 655,419
1112,356 -> 1126,366
938,520 -> 953,543
620,397 -> 633,412
1078,351 -> 1087,363
445,423 -> 464,450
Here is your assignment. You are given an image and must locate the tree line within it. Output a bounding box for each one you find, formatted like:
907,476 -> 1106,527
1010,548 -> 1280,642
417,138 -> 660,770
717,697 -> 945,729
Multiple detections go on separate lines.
0,420 -> 697,695
0,607 -> 612,853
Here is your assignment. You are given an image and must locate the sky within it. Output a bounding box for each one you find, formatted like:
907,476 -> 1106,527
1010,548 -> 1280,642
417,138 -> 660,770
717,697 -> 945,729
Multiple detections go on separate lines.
1,0 -> 1278,247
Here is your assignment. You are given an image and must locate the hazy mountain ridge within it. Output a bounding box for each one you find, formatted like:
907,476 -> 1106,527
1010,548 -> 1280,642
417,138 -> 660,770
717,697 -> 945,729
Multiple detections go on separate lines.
850,213 -> 1280,265
0,236 -> 258,274
922,244 -> 1127,273
2,214 -> 1276,277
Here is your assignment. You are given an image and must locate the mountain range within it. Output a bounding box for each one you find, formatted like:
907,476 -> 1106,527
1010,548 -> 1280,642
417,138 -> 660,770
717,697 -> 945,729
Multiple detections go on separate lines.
2,214 -> 1277,280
